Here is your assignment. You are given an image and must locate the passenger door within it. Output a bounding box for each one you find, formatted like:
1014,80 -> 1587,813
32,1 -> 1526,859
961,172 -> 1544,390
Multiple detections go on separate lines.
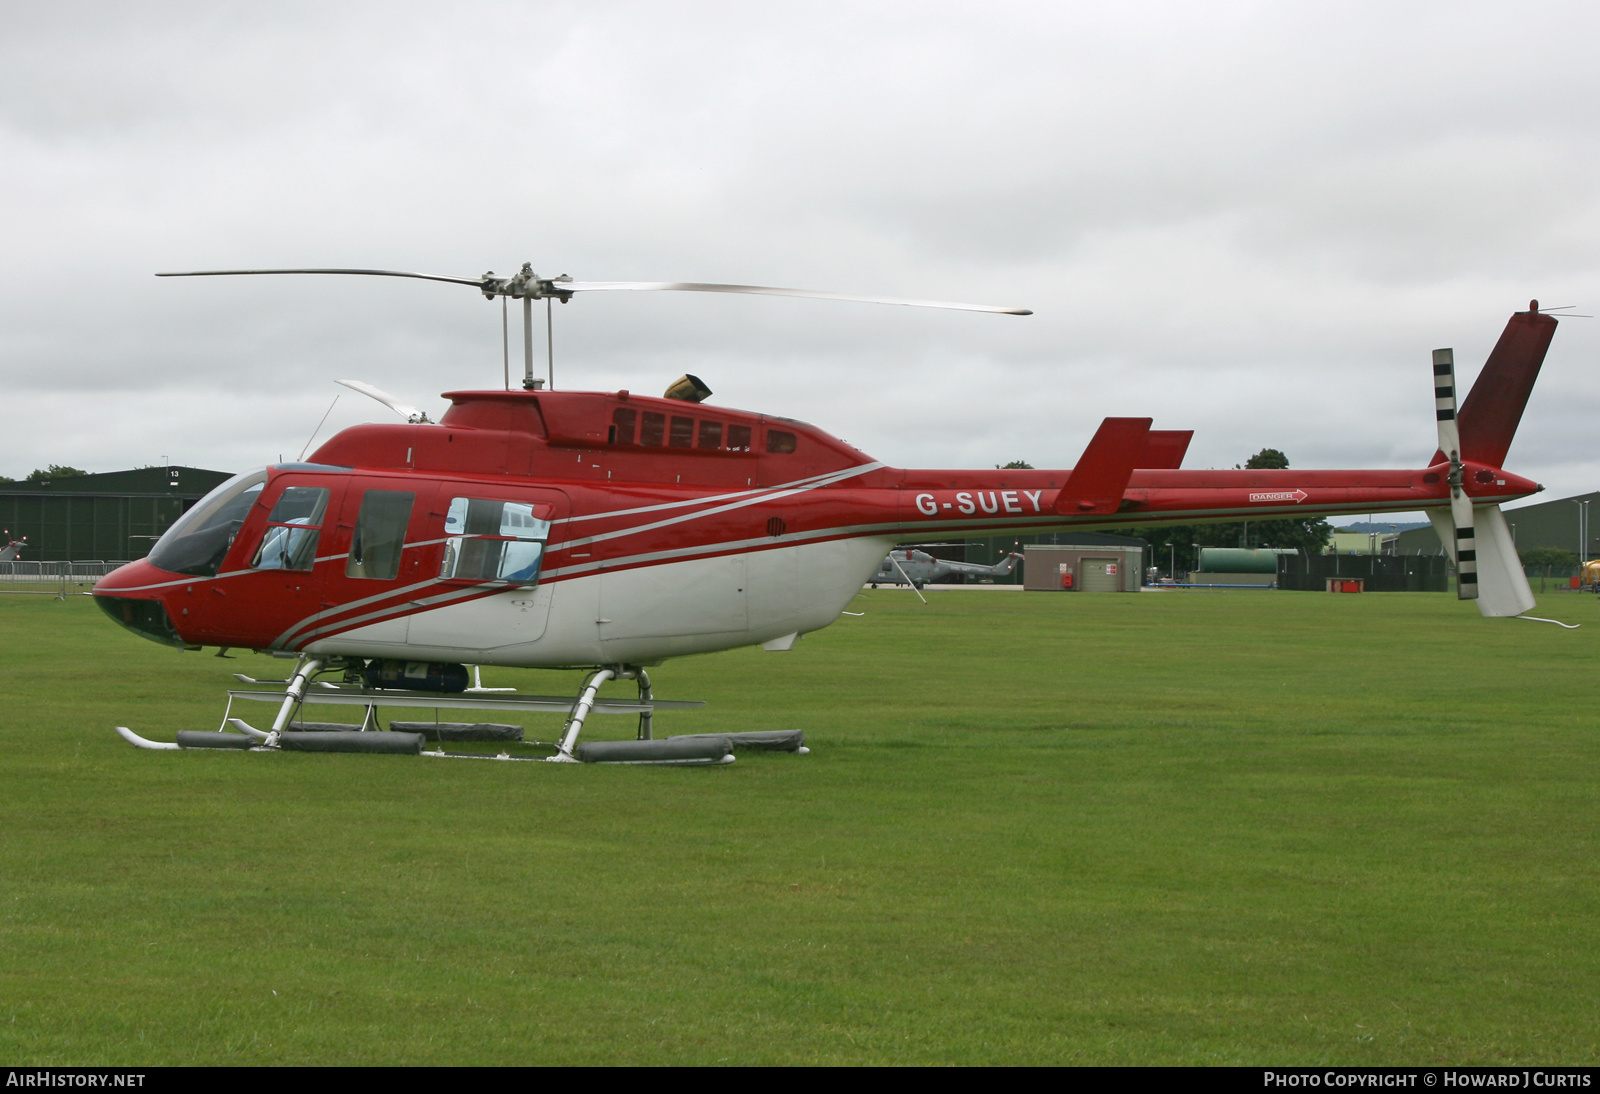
405,483 -> 570,654
312,478 -> 427,649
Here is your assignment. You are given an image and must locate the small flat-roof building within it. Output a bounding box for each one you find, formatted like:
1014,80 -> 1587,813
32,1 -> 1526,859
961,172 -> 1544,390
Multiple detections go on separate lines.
967,531 -> 1150,586
1023,539 -> 1146,592
0,466 -> 233,562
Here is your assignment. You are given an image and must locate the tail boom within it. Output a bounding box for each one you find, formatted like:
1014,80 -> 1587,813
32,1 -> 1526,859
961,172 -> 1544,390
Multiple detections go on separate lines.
890,464 -> 1538,540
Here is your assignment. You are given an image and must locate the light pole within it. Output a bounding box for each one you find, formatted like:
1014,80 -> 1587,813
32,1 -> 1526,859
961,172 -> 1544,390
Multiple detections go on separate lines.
1191,542 -> 1201,580
1166,542 -> 1175,580
1575,499 -> 1591,569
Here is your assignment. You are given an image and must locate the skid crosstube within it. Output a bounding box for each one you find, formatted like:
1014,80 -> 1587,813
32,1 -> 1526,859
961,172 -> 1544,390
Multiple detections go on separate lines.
225,687 -> 705,715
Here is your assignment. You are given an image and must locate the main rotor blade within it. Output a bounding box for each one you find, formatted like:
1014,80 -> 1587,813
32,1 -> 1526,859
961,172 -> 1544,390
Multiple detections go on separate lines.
155,267 -> 1034,313
558,281 -> 1033,315
156,268 -> 489,289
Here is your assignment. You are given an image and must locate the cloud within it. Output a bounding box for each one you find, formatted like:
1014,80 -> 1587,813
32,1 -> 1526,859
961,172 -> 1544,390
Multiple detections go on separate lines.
1,1 -> 1597,503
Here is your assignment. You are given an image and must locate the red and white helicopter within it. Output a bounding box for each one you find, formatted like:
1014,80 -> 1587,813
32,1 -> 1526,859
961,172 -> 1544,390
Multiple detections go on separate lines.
98,266 -> 1558,764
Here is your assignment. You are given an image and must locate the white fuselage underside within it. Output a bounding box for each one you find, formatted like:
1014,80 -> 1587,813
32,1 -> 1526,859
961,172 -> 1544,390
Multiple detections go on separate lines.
304,535 -> 894,667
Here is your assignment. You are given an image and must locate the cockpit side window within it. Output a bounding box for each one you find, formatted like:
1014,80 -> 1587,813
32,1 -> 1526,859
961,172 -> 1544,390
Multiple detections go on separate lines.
438,497 -> 551,585
147,468 -> 269,577
251,486 -> 330,571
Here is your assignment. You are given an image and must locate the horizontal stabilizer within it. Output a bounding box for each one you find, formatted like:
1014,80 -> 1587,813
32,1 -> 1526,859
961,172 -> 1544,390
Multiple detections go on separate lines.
1053,417 -> 1152,515
1430,305 -> 1557,468
1139,430 -> 1193,469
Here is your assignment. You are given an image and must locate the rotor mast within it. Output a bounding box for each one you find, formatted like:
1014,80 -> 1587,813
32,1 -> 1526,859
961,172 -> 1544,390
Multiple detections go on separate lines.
478,263 -> 573,391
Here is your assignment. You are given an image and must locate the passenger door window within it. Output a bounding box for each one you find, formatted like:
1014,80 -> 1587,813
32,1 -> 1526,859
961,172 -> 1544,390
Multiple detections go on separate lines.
439,497 -> 552,585
346,490 -> 415,580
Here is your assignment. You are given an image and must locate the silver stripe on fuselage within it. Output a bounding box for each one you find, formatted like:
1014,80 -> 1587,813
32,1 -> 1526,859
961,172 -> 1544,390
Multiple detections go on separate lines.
558,463 -> 885,550
286,580 -> 511,646
556,464 -> 886,525
540,496 -> 1476,580
271,576 -> 448,647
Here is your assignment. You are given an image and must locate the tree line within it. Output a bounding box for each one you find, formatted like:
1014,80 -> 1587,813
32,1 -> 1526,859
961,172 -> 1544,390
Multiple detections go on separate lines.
0,465 -> 89,485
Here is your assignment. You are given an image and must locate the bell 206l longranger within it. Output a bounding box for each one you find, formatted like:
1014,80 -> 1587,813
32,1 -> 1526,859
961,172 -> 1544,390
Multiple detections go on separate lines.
95,266 -> 1559,764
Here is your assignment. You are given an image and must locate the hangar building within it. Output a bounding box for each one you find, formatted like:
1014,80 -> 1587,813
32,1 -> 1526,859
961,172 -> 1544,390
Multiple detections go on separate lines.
1394,491 -> 1600,557
0,466 -> 234,563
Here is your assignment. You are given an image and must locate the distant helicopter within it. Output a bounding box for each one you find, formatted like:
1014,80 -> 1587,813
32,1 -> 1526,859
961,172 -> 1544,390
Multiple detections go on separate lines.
95,268 -> 1558,765
869,545 -> 1023,589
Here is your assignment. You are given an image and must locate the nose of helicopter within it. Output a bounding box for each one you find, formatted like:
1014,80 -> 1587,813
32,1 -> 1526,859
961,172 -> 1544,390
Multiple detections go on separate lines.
93,559 -> 190,648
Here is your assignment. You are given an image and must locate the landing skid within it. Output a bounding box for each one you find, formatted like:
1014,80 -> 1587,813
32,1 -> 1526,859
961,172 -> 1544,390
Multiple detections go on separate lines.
114,658 -> 805,766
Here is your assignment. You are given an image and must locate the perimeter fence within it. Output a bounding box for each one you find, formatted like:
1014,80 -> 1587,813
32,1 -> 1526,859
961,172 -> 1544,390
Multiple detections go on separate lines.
0,561 -> 126,598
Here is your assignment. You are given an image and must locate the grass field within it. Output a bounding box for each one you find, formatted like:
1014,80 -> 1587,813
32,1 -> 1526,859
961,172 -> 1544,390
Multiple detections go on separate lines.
1,587 -> 1598,1065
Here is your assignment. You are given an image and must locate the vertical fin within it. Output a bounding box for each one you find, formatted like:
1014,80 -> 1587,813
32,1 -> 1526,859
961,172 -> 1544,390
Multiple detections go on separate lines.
1430,305 -> 1557,467
1052,418 -> 1152,515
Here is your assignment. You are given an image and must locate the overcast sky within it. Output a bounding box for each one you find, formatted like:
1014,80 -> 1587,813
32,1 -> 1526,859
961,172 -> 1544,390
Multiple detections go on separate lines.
3,1 -> 1598,518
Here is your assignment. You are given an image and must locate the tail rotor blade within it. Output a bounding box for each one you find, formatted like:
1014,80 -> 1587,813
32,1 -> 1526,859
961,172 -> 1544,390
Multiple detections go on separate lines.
1451,487 -> 1479,601
1434,348 -> 1477,600
1434,348 -> 1460,462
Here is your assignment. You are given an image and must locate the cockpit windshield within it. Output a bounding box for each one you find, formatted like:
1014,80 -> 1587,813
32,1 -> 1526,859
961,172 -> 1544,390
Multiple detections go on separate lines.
147,468 -> 269,577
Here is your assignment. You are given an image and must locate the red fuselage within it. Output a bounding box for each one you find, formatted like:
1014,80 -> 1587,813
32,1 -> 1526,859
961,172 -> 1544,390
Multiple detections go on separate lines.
92,388 -> 1537,666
